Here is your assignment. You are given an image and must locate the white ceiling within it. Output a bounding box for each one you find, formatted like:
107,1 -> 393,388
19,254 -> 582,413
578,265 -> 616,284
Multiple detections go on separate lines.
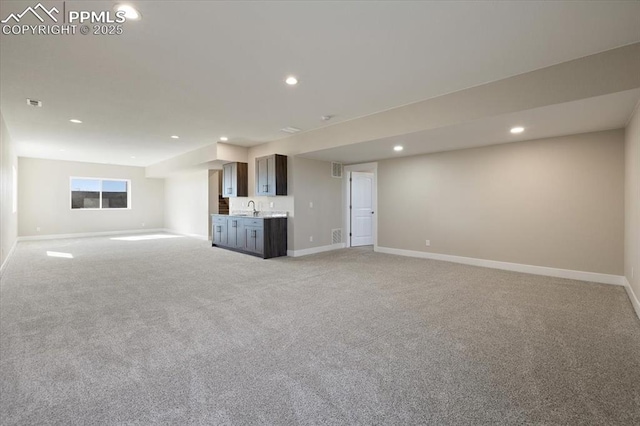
301,89 -> 640,164
1,1 -> 639,166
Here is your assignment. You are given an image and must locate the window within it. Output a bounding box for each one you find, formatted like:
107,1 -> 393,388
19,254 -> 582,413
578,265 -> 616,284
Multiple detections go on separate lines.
70,178 -> 130,209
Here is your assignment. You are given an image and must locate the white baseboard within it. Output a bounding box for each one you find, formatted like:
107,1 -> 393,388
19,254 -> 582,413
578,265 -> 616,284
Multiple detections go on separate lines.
375,246 -> 625,286
17,228 -> 166,242
288,243 -> 346,257
0,239 -> 18,276
623,277 -> 640,320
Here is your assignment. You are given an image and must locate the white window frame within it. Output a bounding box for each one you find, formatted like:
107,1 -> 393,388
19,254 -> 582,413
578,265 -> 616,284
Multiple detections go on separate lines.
70,177 -> 132,210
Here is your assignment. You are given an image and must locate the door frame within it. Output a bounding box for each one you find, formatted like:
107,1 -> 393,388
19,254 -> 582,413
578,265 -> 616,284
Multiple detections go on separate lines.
343,162 -> 378,249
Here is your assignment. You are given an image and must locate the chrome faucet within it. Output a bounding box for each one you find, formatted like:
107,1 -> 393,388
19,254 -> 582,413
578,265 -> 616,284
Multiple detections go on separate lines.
248,200 -> 257,214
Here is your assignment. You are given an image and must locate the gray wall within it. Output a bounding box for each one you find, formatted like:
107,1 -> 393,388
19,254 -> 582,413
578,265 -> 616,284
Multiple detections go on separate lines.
378,129 -> 625,275
19,157 -> 165,237
1,113 -> 18,268
625,105 -> 640,300
293,157 -> 343,250
164,170 -> 208,238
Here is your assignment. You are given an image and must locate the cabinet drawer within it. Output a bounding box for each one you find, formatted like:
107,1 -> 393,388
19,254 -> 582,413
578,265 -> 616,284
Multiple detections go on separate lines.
244,218 -> 263,227
213,216 -> 227,224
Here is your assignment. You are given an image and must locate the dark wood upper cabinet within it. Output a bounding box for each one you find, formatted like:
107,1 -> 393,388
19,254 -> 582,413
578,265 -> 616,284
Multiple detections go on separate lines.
255,154 -> 287,196
222,162 -> 248,198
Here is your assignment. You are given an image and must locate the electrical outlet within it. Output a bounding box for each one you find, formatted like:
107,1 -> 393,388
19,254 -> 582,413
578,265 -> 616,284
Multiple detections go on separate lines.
309,201 -> 313,208
309,236 -> 313,242
36,227 -> 41,232
269,202 -> 274,208
425,240 -> 430,247
141,222 -> 145,227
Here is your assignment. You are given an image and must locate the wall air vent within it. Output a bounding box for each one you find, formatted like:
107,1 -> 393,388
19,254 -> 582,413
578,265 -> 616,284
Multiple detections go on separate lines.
26,98 -> 42,107
332,228 -> 342,245
331,162 -> 343,178
280,126 -> 301,134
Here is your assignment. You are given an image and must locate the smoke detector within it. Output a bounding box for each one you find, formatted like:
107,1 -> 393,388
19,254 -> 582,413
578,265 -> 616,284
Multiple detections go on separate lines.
280,126 -> 301,134
26,98 -> 42,107
321,115 -> 334,121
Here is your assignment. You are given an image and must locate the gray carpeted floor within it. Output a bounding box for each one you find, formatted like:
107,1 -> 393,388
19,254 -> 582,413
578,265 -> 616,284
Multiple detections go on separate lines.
1,234 -> 639,425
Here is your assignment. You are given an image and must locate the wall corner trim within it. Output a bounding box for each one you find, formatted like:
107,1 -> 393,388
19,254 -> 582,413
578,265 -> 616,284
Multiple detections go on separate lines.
375,246 -> 626,286
287,243 -> 346,257
623,277 -> 640,320
0,240 -> 18,276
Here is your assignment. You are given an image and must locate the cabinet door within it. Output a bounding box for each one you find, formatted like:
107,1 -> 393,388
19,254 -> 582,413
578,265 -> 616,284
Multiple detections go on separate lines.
227,217 -> 244,248
254,227 -> 264,255
213,221 -> 228,246
265,155 -> 275,196
256,157 -> 269,195
243,226 -> 256,252
227,217 -> 236,247
222,163 -> 236,198
243,226 -> 263,254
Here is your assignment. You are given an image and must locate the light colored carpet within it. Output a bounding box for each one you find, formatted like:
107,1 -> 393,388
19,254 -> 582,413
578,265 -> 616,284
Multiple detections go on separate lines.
1,234 -> 639,425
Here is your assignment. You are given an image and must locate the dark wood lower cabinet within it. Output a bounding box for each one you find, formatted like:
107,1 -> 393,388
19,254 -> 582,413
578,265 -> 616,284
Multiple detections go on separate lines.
211,214 -> 287,259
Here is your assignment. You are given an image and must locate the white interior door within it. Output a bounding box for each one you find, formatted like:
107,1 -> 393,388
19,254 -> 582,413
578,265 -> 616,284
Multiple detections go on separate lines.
351,172 -> 374,246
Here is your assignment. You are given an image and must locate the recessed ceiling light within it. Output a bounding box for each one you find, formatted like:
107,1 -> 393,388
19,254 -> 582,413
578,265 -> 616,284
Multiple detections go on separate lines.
510,126 -> 525,134
394,145 -> 404,152
70,119 -> 82,124
131,156 -> 136,159
219,136 -> 228,142
115,4 -> 141,20
59,149 -> 65,152
285,76 -> 298,86
171,135 -> 179,139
